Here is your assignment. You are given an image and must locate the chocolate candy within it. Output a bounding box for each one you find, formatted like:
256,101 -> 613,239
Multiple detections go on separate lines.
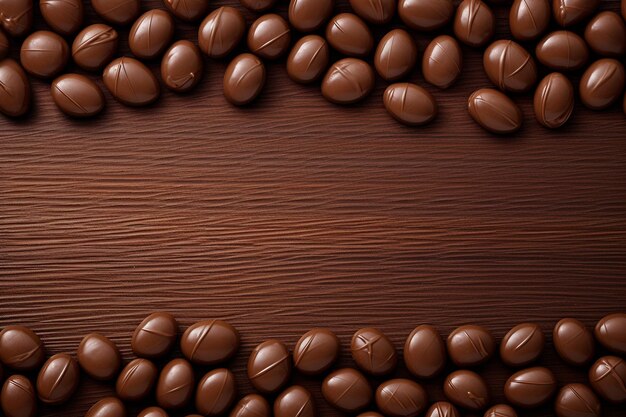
116,358 -> 158,402
224,53 -> 266,106
447,325 -> 495,367
351,328 -> 397,375
553,318 -> 594,366
349,0 -> 395,25
36,353 -> 79,405
248,14 -> 291,60
163,0 -> 207,22
588,356 -> 626,403
322,58 -> 374,105
500,323 -> 545,367
585,12 -> 626,57
422,35 -> 462,89
0,30 -> 8,59
398,0 -> 454,31
535,31 -> 588,71
138,407 -> 168,417
326,13 -> 374,58
424,402 -> 459,417
322,368 -> 372,413
0,325 -> 43,370
383,83 -> 438,127
485,404 -> 517,417
248,339 -> 291,394
20,31 -> 68,79
503,366 -> 557,408
443,370 -> 490,411
292,328 -> 340,375
483,40 -> 537,93
230,394 -> 271,417
40,0 -> 83,36
580,59 -> 625,110
103,57 -> 160,107
404,325 -> 446,379
287,35 -> 330,84
129,10 -> 175,60
92,0 -> 140,26
72,24 -> 119,71
156,358 -> 194,409
198,7 -> 246,59
553,0 -> 599,27
161,40 -> 203,93
376,379 -> 428,417
509,0 -> 550,41
0,0 -> 32,37
196,368 -> 236,416
555,383 -> 601,417
357,413 -> 383,417
374,29 -> 417,82
274,386 -> 315,417
180,319 -> 239,365
595,313 -> 626,354
240,0 -> 277,13
468,88 -> 523,134
454,0 -> 495,47
132,313 -> 178,358
289,0 -> 333,32
85,397 -> 126,417
1,375 -> 36,417
76,333 -> 121,379
534,73 -> 574,129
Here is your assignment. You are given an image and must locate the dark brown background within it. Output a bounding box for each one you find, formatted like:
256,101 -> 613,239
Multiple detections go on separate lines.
1,0 -> 626,416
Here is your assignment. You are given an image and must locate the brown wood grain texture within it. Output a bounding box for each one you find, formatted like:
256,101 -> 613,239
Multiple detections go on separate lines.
1,1 -> 626,416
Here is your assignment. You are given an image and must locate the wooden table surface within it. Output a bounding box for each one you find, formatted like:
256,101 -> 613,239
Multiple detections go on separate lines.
1,1 -> 626,416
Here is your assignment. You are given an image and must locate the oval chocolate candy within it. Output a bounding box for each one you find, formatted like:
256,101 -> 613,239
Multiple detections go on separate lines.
326,13 -> 373,58
376,379 -> 428,417
485,405 -> 517,417
240,0 -> 277,12
1,375 -> 37,417
349,0 -> 396,25
534,73 -> 574,129
555,383 -> 601,417
588,356 -> 626,403
103,57 -> 160,107
422,35 -> 462,89
553,318 -> 594,366
351,328 -> 397,375
72,24 -> 119,71
132,312 -> 178,359
161,40 -> 203,93
287,35 -> 329,84
404,325 -> 446,379
398,0 -> 454,31
85,397 -> 126,417
116,358 -> 158,402
483,40 -> 537,93
0,0 -> 33,37
322,58 -> 375,105
374,29 -> 417,82
196,368 -> 236,416
443,370 -> 490,411
230,394 -> 271,417
36,353 -> 80,405
292,327 -> 340,375
180,319 -> 239,365
20,30 -> 68,79
198,6 -> 246,59
0,325 -> 42,370
138,407 -> 168,417
579,59 -> 625,110
454,0 -> 495,47
424,402 -> 459,417
248,339 -> 291,394
585,11 -> 626,57
248,13 -> 291,60
500,323 -> 545,367
509,0 -> 550,41
447,324 -> 496,367
595,313 -> 626,355
383,83 -> 438,127
224,53 -> 266,106
163,0 -> 207,22
156,358 -> 194,409
553,0 -> 599,27
535,31 -> 588,71
503,366 -> 557,408
468,88 -> 523,135
289,0 -> 333,32
129,9 -> 174,60
40,0 -> 83,36
76,333 -> 121,378
274,386 -> 315,417
91,0 -> 140,26
322,368 -> 372,413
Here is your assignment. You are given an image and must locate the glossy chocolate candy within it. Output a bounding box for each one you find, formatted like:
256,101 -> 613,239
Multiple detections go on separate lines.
287,35 -> 330,84
85,397 -> 126,417
484,404 -> 517,417
326,13 -> 373,58
76,333 -> 121,379
374,29 -> 417,82
580,59 -> 625,110
555,384 -> 601,417
274,386 -> 315,417
398,0 -> 454,31
229,394 -> 271,417
156,358 -> 194,409
322,368 -> 372,413
92,0 -> 140,26
509,0 -> 550,41
534,73 -> 574,129
588,356 -> 626,403
357,413 -> 384,417
224,53 -> 266,106
454,0 -> 495,47
483,40 -> 537,93
180,319 -> 239,365
424,402 -> 459,417
72,24 -> 118,71
248,339 -> 291,394
447,325 -> 496,367
383,83 -> 438,127
138,407 -> 168,417
595,313 -> 626,354
0,325 -> 43,370
322,58 -> 374,105
131,312 -> 178,358
535,31 -> 588,71
468,88 -> 523,134
103,57 -> 160,107
585,12 -> 626,57
248,14 -> 291,60
161,40 -> 203,93
240,0 -> 277,12
404,325 -> 446,379
349,0 -> 395,25
129,10 -> 174,60
198,7 -> 246,59
289,0 -> 333,32
292,328 -> 339,375
422,35 -> 462,89
504,366 -> 557,408
36,353 -> 79,405
553,318 -> 595,366
40,0 -> 83,36
1,375 -> 36,417
20,31 -> 68,79
351,328 -> 397,375
553,0 -> 599,27
196,368 -> 236,416
376,379 -> 428,417
116,358 -> 158,402
0,0 -> 32,37
443,370 -> 490,411
163,0 -> 207,22
500,323 -> 545,367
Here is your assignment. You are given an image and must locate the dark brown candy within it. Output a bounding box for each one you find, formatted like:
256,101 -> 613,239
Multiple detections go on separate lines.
161,40 -> 203,93
247,14 -> 291,60
240,0 -> 277,12
483,40 -> 537,93
348,0 -> 395,25
36,353 -> 80,405
103,57 -> 161,107
351,328 -> 397,375
248,339 -> 291,394
0,30 -> 8,59
138,407 -> 169,417
468,88 -> 523,134
1,375 -> 36,417
287,35 -> 329,84
484,404 -> 517,417
72,24 -> 119,71
398,0 -> 454,31
229,394 -> 271,417
535,31 -> 588,71
533,73 -> 574,129
553,0 -> 599,27
292,328 -> 340,375
588,356 -> 626,403
509,0 -> 550,41
443,370 -> 490,411
116,358 -> 158,402
223,53 -> 266,106
424,402 -> 459,417
40,0 -> 83,36
322,58 -> 374,105
376,379 -> 428,417
454,0 -> 495,47
85,397 -> 126,417
180,319 -> 239,365
447,325 -> 496,367
326,13 -> 374,58
156,358 -> 194,410
20,31 -> 68,79
356,413 -> 384,417
92,0 -> 140,26
374,29 -> 417,82
404,325 -> 446,379
198,7 -> 246,59
383,83 -> 438,127
422,35 -> 462,89
163,0 -> 207,22
322,368 -> 372,413
580,59 -> 625,110
129,9 -> 174,60
0,0 -> 32,37
555,384 -> 601,417
0,325 -> 43,370
500,323 -> 545,367
196,368 -> 236,416
585,12 -> 626,57
553,318 -> 595,366
595,313 -> 626,355
76,333 -> 121,379
288,0 -> 333,32
274,386 -> 315,417
503,366 -> 557,408
132,312 -> 178,358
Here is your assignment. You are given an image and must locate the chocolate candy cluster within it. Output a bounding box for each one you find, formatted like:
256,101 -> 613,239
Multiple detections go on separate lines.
0,1 -> 624,132
0,312 -> 625,417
